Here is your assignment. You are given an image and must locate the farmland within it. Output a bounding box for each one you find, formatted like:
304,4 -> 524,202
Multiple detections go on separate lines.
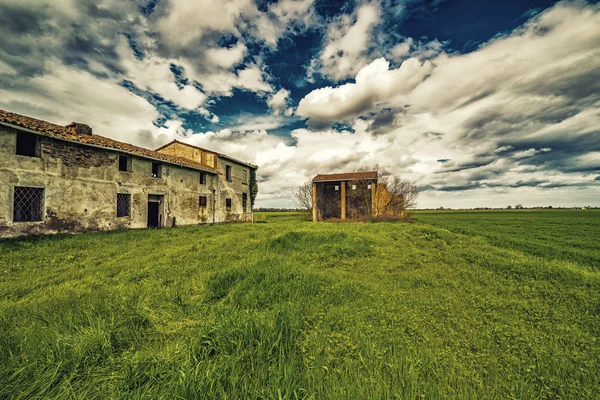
1,210 -> 599,399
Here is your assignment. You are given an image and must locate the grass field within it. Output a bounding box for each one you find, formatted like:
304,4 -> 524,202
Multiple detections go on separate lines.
1,210 -> 599,399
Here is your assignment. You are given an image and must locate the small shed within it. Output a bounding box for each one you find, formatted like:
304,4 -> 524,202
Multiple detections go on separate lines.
312,171 -> 378,222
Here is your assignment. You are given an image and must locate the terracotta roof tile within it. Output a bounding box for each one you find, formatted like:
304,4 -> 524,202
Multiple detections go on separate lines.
0,109 -> 216,173
313,171 -> 378,182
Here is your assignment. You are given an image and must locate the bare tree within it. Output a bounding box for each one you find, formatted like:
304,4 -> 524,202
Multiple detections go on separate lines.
375,174 -> 419,216
292,181 -> 313,213
352,166 -> 419,219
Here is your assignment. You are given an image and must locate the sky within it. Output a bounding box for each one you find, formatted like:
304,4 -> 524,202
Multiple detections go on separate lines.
0,0 -> 599,209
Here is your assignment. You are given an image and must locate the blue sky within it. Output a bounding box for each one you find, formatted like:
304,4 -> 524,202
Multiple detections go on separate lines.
0,0 -> 598,208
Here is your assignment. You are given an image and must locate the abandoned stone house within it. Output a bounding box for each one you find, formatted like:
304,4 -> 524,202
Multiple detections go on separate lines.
312,171 -> 378,222
0,109 -> 257,238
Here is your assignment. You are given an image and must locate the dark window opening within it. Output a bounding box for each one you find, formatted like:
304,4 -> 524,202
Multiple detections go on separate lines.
13,187 -> 44,222
242,193 -> 248,212
16,132 -> 40,157
200,172 -> 207,185
226,198 -> 232,211
199,196 -> 207,208
151,162 -> 161,178
117,193 -> 131,217
226,165 -> 232,181
119,155 -> 131,172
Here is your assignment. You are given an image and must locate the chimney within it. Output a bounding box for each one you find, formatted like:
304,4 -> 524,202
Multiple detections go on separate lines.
65,122 -> 93,136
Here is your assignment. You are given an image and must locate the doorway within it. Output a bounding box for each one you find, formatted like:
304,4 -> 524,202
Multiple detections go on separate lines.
148,194 -> 164,228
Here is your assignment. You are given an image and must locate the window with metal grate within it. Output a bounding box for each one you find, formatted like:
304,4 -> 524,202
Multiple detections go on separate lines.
117,193 -> 131,217
13,187 -> 44,222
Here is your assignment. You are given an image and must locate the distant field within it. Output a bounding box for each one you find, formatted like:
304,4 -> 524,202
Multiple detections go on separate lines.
1,211 -> 599,399
414,209 -> 600,267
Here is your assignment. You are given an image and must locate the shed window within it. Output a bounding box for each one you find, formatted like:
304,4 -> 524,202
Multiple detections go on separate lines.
13,187 -> 44,222
119,155 -> 132,172
226,165 -> 232,181
200,172 -> 207,185
242,193 -> 248,212
226,198 -> 232,211
16,132 -> 40,157
199,196 -> 207,208
116,193 -> 131,217
151,162 -> 162,178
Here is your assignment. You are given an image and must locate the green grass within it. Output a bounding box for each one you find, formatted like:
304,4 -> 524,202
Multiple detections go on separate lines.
1,210 -> 599,399
414,209 -> 600,267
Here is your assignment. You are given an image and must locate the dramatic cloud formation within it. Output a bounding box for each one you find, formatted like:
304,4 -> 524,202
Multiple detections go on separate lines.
0,0 -> 598,208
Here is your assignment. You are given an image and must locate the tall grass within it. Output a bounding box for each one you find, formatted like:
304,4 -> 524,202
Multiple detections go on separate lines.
1,211 -> 599,398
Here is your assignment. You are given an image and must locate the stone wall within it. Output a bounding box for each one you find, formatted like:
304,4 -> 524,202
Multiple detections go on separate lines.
0,127 -> 222,238
156,142 -> 254,223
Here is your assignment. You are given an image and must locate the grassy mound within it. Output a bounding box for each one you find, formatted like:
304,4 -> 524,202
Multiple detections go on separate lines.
1,210 -> 599,399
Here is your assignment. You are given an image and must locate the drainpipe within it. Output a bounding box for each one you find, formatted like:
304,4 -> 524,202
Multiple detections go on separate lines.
212,188 -> 216,224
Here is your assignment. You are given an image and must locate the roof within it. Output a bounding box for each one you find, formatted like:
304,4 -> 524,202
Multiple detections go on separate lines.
0,109 -> 217,173
313,171 -> 378,182
156,139 -> 258,169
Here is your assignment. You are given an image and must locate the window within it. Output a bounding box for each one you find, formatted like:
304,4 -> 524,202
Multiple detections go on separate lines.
367,184 -> 372,189
200,172 -> 207,185
116,193 -> 131,217
352,184 -> 357,190
151,162 -> 162,178
334,185 -> 339,191
16,132 -> 40,157
226,165 -> 232,181
242,193 -> 248,212
13,187 -> 44,222
226,198 -> 232,211
242,169 -> 247,184
199,196 -> 207,208
119,155 -> 132,172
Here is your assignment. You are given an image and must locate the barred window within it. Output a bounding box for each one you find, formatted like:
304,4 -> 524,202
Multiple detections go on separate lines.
242,193 -> 248,212
199,196 -> 207,208
117,193 -> 131,217
226,198 -> 232,211
13,187 -> 44,222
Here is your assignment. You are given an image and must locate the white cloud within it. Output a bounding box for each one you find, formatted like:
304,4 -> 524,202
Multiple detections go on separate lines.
156,0 -> 258,49
116,39 -> 207,110
0,0 -> 599,210
204,43 -> 247,69
0,62 -> 170,147
316,2 -> 381,80
297,57 -> 433,125
267,88 -> 294,116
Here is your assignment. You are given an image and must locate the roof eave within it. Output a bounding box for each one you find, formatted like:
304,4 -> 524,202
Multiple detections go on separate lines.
0,121 -> 217,174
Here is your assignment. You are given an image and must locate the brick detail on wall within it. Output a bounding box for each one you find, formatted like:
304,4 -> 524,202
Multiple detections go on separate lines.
42,138 -> 115,168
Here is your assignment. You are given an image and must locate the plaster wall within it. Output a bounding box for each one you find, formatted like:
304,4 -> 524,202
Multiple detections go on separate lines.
0,127 -> 220,238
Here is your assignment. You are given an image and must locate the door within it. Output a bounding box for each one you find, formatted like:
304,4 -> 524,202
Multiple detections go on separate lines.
148,202 -> 159,228
148,194 -> 163,228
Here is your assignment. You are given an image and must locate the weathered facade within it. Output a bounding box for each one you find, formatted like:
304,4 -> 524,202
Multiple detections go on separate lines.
312,172 -> 378,222
0,109 -> 257,238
